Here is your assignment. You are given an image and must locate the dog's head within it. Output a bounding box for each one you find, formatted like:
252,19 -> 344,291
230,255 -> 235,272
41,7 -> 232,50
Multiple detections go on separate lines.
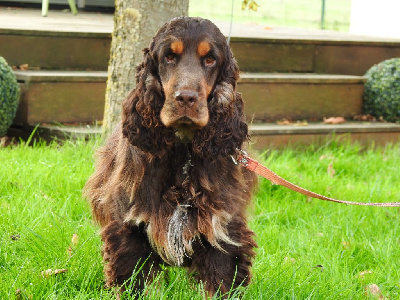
122,17 -> 248,158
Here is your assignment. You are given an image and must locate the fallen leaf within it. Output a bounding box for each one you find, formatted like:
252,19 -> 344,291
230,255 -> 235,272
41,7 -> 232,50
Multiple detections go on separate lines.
319,154 -> 335,161
19,64 -> 29,70
294,120 -> 308,126
359,270 -> 373,278
364,284 -> 384,298
312,264 -> 324,271
341,241 -> 350,249
283,256 -> 296,264
67,246 -> 73,257
353,114 -> 376,122
40,191 -> 54,202
327,162 -> 336,178
41,268 -> 68,278
10,234 -> 20,240
276,118 -> 291,125
306,197 -> 313,203
379,116 -> 387,122
0,202 -> 10,209
71,233 -> 79,246
316,232 -> 324,236
323,117 -> 346,124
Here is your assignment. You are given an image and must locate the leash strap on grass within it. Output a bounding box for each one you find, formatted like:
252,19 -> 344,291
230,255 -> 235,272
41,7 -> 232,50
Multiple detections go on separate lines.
232,149 -> 400,207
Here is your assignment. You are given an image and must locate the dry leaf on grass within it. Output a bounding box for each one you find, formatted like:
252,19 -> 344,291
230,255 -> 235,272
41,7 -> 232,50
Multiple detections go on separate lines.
341,241 -> 351,249
312,264 -> 324,272
359,270 -> 373,278
15,288 -> 32,300
1,202 -> 10,209
319,154 -> 335,161
71,233 -> 79,246
364,284 -> 385,299
40,191 -> 55,202
283,256 -> 296,264
67,246 -> 73,257
327,162 -> 336,178
67,233 -> 79,256
10,234 -> 20,240
41,268 -> 67,278
323,117 -> 346,124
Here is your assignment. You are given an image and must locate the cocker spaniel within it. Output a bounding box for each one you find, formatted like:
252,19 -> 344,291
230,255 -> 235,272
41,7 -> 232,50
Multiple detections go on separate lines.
84,16 -> 258,297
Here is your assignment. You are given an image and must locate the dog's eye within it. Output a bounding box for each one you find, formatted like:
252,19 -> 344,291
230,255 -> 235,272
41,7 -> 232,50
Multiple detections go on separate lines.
165,54 -> 175,64
204,56 -> 216,67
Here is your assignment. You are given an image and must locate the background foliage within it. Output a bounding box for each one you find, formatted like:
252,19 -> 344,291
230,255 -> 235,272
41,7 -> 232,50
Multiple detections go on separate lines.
0,56 -> 20,136
363,58 -> 400,123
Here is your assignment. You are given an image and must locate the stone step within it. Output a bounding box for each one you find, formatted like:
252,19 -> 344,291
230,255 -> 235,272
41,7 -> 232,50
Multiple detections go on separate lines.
8,122 -> 400,149
230,37 -> 400,75
1,8 -> 400,75
250,122 -> 400,149
239,73 -> 365,122
13,70 -> 107,125
13,70 -> 365,125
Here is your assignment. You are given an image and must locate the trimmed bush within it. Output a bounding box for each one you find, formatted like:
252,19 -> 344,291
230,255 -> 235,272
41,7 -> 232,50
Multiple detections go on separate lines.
363,58 -> 400,122
0,56 -> 20,136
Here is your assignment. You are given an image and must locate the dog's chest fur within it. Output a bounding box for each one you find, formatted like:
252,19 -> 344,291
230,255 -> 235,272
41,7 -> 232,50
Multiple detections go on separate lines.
124,148 -> 240,266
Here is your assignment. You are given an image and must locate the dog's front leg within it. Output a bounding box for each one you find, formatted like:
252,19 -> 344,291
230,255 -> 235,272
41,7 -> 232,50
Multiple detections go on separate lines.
189,220 -> 257,297
101,221 -> 163,293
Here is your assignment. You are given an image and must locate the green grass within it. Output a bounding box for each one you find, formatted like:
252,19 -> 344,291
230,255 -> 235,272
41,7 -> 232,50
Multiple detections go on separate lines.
1,138 -> 399,299
189,0 -> 352,32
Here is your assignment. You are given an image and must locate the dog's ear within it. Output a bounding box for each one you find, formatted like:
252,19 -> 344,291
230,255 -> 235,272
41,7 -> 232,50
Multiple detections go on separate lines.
192,46 -> 249,158
121,49 -> 175,157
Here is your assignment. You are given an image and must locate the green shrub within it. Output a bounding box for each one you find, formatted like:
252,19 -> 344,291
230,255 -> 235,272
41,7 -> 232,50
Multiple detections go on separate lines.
363,58 -> 400,122
0,56 -> 20,136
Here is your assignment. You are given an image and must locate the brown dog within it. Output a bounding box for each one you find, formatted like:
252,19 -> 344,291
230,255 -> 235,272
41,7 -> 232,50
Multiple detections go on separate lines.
84,17 -> 257,296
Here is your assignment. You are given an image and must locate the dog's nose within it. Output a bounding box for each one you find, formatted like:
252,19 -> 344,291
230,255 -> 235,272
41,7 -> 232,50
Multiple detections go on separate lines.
175,90 -> 198,107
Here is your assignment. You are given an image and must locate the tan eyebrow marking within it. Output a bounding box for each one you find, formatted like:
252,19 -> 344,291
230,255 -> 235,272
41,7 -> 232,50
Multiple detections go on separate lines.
170,40 -> 184,55
197,41 -> 211,57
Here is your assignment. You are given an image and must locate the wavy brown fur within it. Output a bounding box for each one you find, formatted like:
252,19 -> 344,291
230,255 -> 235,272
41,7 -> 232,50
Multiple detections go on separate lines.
84,17 -> 258,297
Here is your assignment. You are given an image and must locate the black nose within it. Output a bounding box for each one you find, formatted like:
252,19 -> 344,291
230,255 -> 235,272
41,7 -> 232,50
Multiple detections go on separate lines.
175,90 -> 198,107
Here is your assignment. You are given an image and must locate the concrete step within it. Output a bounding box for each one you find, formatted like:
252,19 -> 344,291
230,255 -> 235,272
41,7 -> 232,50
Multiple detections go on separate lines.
13,70 -> 364,125
3,29 -> 399,75
8,122 -> 400,149
230,37 -> 400,75
1,8 -> 400,75
239,73 -> 365,122
14,70 -> 107,125
250,122 -> 400,149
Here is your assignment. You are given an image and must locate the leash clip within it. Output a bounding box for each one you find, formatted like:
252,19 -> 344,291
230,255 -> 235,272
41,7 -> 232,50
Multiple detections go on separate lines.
231,148 -> 249,166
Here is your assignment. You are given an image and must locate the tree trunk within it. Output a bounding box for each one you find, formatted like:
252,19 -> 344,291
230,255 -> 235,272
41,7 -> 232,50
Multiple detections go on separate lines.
103,0 -> 189,136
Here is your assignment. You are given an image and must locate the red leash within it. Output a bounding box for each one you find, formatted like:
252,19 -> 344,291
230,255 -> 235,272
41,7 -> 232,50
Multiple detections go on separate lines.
232,149 -> 400,207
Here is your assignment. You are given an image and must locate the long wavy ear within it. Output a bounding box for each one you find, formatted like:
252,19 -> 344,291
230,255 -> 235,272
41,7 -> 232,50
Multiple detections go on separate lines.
192,45 -> 249,158
121,48 -> 175,157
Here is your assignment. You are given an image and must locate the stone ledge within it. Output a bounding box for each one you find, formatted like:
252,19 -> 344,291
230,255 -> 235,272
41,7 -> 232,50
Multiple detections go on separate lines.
250,122 -> 400,135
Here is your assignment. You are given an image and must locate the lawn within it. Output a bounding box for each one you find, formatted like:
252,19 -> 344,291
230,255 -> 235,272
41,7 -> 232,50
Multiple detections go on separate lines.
189,0 -> 352,32
0,138 -> 399,299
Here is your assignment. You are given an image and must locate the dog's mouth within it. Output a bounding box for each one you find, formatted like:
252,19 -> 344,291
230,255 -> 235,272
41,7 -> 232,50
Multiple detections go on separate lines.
173,117 -> 201,142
